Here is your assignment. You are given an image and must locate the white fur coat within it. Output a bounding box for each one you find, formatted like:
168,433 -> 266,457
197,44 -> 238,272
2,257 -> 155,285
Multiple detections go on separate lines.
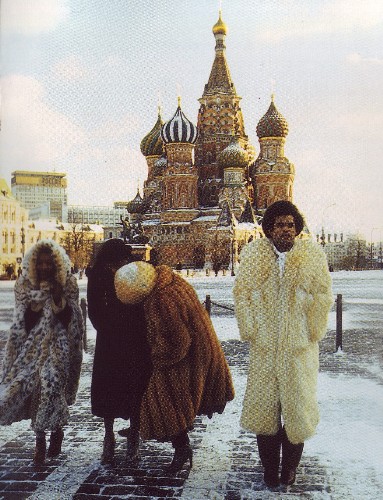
0,240 -> 84,431
233,238 -> 333,444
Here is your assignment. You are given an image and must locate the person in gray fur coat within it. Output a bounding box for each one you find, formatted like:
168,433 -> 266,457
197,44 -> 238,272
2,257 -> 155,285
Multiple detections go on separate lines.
0,239 -> 84,465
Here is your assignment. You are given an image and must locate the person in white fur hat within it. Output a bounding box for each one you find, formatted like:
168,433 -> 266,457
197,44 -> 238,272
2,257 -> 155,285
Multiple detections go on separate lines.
114,259 -> 235,473
0,239 -> 84,465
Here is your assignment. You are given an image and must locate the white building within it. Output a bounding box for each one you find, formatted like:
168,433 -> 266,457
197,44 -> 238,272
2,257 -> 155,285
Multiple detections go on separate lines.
67,205 -> 127,227
11,170 -> 67,221
317,232 -> 368,270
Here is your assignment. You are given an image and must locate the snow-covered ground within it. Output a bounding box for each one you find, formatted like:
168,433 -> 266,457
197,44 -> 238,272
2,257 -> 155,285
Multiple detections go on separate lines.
0,270 -> 382,499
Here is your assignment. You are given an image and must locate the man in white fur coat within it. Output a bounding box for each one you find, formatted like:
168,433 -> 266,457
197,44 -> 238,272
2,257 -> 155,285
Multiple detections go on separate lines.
233,201 -> 333,488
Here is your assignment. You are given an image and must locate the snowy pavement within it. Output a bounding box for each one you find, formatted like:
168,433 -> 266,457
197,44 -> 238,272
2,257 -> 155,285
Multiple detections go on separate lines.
0,271 -> 382,499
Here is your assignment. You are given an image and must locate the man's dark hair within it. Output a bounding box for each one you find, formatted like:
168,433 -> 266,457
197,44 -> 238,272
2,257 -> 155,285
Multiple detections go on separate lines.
262,201 -> 305,238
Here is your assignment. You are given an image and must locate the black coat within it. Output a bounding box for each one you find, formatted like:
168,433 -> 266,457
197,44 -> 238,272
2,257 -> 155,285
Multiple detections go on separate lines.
87,268 -> 152,419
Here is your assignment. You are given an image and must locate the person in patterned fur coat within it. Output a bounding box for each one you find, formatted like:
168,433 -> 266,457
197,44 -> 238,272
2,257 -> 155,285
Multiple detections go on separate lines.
0,239 -> 84,465
114,260 -> 235,473
233,201 -> 333,489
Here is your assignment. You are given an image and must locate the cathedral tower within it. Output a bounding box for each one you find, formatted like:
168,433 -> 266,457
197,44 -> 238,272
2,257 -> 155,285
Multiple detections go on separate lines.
217,137 -> 249,213
160,99 -> 199,222
251,96 -> 295,211
195,11 -> 251,207
140,108 -> 164,210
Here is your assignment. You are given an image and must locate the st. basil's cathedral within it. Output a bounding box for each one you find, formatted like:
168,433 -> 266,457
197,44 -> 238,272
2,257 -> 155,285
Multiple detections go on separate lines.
126,11 -> 296,269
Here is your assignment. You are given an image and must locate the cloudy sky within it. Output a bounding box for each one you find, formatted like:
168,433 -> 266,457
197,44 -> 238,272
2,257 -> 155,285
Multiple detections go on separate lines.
1,0 -> 382,240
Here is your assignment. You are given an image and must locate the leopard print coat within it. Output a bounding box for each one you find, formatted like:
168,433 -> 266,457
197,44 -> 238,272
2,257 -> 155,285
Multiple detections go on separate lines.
0,239 -> 84,432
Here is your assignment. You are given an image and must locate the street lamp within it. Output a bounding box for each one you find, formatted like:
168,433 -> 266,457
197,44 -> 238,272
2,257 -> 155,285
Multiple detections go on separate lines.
320,203 -> 336,247
20,226 -> 25,258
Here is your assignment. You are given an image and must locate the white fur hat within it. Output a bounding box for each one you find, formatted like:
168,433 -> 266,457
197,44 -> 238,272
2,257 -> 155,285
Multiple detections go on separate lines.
114,261 -> 157,304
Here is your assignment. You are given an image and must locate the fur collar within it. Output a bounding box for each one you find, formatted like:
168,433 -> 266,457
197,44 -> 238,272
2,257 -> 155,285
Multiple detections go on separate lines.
22,239 -> 71,288
154,265 -> 175,290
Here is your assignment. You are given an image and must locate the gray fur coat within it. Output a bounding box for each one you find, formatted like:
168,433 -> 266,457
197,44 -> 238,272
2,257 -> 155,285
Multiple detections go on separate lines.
0,240 -> 84,432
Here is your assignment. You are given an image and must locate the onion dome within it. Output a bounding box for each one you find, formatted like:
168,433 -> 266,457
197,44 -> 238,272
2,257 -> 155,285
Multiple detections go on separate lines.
140,110 -> 164,157
153,154 -> 167,175
126,189 -> 144,214
161,98 -> 198,144
218,137 -> 248,168
213,10 -> 227,35
256,96 -> 289,139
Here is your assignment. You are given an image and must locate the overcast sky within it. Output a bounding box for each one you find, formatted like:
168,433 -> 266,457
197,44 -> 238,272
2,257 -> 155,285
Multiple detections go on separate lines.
1,0 -> 382,241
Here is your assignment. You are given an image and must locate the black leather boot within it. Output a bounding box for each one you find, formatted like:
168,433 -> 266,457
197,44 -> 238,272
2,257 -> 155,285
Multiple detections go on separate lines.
280,427 -> 304,486
256,429 -> 282,488
167,444 -> 193,473
125,428 -> 140,464
47,428 -> 64,458
33,433 -> 46,465
101,433 -> 115,465
167,430 -> 192,473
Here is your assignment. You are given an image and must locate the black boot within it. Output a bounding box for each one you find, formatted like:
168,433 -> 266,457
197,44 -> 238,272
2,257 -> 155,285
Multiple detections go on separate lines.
256,429 -> 282,488
167,444 -> 193,473
101,433 -> 115,465
47,428 -> 64,458
33,433 -> 46,465
167,431 -> 192,473
280,427 -> 304,486
125,428 -> 140,464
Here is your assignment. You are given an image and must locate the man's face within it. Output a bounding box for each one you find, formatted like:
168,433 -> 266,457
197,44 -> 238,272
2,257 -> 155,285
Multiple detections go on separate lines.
36,251 -> 55,282
269,214 -> 297,252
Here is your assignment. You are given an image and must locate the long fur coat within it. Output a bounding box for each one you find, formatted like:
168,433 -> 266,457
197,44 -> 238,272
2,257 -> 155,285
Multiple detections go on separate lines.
233,238 -> 333,444
139,265 -> 235,441
0,240 -> 84,432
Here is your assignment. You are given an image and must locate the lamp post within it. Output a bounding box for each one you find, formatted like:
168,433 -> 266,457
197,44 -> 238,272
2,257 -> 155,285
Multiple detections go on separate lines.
20,226 -> 25,258
320,203 -> 336,247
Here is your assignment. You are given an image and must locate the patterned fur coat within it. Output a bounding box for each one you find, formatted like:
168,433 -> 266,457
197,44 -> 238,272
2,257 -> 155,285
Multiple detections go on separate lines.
139,265 -> 235,441
233,238 -> 333,444
0,240 -> 83,432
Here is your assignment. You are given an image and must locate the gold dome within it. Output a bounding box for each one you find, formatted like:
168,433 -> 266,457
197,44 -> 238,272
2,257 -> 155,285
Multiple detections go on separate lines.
212,10 -> 227,35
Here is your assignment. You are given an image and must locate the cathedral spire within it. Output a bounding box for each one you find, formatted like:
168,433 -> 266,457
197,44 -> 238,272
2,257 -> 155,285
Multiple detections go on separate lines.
204,10 -> 235,96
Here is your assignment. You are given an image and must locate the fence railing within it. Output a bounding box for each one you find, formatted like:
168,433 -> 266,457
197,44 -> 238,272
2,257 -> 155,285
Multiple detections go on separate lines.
80,292 -> 343,353
204,293 -> 343,352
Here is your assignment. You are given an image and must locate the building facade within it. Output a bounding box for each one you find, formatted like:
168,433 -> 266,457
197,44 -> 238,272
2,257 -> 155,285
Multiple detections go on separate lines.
67,205 -> 127,226
127,11 -> 296,268
11,170 -> 67,221
1,178 -> 103,278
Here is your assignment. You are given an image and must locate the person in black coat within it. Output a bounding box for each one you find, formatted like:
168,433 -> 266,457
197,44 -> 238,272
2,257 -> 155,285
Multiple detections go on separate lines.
87,239 -> 152,465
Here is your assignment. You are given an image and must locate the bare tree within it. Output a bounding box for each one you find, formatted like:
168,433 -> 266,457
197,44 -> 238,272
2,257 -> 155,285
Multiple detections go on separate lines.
62,224 -> 96,271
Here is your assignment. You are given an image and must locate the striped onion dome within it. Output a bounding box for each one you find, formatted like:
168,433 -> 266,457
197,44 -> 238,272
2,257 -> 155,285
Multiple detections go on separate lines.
140,111 -> 164,157
218,137 -> 248,168
212,10 -> 227,35
161,100 -> 198,144
256,97 -> 289,139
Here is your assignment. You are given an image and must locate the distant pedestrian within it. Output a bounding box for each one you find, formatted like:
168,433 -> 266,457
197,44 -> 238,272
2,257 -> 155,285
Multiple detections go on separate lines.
87,238 -> 151,465
0,239 -> 84,465
115,260 -> 234,472
233,201 -> 333,488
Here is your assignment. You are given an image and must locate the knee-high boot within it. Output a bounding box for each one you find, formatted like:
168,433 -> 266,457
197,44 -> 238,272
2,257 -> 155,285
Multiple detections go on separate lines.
33,432 -> 46,465
167,431 -> 193,473
280,427 -> 304,486
256,428 -> 282,488
101,418 -> 115,465
47,428 -> 64,458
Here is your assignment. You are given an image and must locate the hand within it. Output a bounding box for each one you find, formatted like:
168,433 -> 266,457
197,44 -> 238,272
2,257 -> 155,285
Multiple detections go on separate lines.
51,282 -> 64,306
